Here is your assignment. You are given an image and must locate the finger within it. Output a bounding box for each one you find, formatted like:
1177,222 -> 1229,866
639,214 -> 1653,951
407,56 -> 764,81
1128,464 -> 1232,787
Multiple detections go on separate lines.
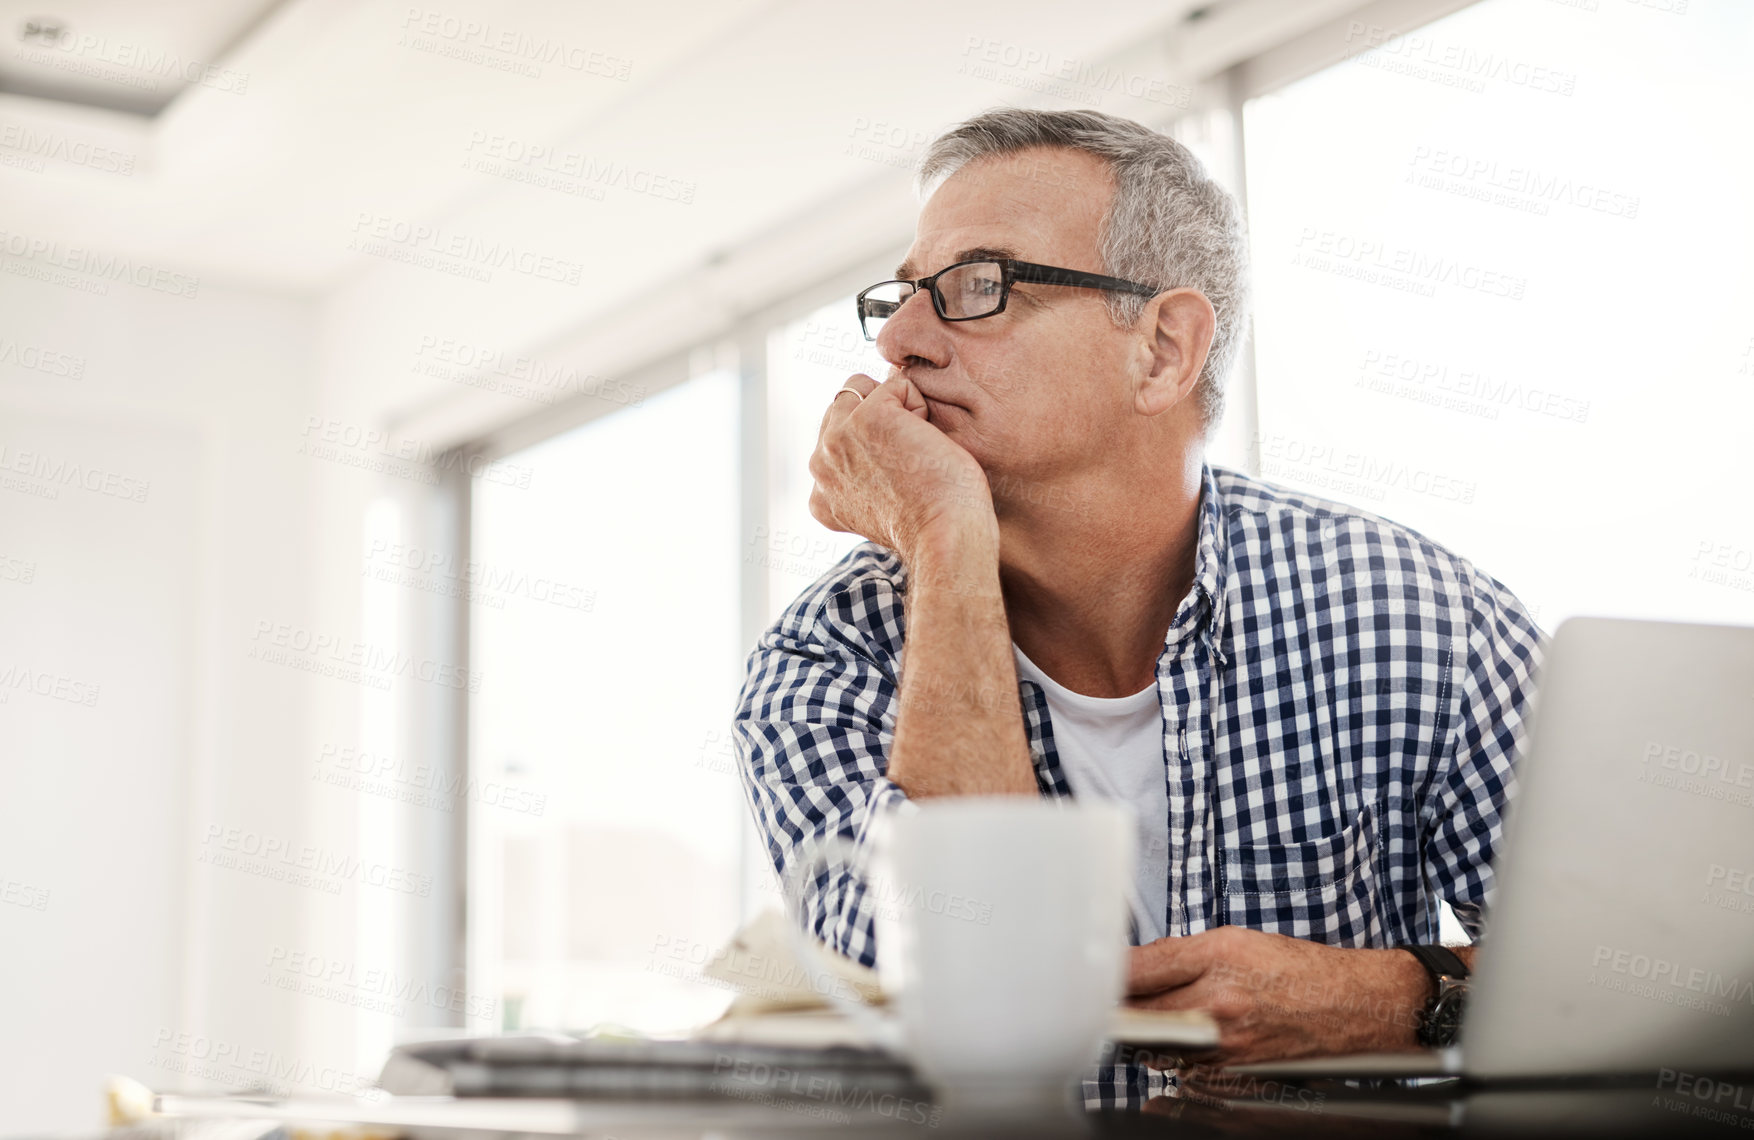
838,373 -> 881,403
895,375 -> 928,419
868,372 -> 918,407
864,373 -> 930,424
1125,981 -> 1214,1013
1128,936 -> 1213,995
821,373 -> 880,431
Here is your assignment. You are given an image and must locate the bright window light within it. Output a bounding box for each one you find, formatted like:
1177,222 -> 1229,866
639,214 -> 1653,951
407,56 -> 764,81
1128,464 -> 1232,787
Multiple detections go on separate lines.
1243,0 -> 1754,632
469,370 -> 746,1036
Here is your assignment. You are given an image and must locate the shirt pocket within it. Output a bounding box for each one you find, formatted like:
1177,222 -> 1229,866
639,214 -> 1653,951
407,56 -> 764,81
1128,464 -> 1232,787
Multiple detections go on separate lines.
1219,802 -> 1385,947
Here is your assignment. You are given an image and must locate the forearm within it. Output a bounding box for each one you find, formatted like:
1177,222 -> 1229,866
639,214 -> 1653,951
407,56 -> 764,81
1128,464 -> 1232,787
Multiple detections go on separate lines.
1342,944 -> 1478,1051
887,518 -> 1035,798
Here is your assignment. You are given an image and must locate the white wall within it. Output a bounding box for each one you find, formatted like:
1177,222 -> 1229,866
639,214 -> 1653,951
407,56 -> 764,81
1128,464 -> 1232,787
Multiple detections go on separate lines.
0,175 -> 634,1135
0,270 -> 317,1131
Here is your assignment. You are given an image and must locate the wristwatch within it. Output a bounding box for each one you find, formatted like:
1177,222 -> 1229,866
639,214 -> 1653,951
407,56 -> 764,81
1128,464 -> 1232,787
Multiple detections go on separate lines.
1400,944 -> 1470,1047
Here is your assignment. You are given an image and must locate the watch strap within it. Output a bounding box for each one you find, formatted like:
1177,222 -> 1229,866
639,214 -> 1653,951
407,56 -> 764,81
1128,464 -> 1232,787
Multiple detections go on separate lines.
1402,943 -> 1469,984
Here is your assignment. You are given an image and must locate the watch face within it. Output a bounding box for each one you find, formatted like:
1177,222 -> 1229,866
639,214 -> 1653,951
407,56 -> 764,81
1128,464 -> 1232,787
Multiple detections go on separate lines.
1427,988 -> 1466,1046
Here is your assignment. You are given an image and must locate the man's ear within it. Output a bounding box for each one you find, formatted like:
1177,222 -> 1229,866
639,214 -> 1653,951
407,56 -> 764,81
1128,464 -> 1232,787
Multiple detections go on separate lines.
1135,288 -> 1216,417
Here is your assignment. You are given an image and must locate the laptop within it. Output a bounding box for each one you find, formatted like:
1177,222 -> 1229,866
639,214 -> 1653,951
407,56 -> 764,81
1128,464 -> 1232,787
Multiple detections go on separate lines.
1231,616 -> 1754,1082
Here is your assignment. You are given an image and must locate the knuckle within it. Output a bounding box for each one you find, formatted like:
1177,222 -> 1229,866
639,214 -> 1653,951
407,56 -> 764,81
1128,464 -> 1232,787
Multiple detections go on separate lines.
1210,993 -> 1247,1022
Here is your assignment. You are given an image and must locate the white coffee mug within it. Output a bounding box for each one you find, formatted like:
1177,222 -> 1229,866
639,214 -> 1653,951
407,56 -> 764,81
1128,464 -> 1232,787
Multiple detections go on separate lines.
783,797 -> 1134,1110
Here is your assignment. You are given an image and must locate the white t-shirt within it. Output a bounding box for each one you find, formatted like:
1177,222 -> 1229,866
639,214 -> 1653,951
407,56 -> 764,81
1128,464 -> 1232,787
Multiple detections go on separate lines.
1012,644 -> 1170,944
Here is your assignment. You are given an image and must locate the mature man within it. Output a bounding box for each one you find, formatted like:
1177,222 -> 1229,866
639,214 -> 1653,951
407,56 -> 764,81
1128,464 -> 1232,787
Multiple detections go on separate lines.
731,107 -> 1543,1107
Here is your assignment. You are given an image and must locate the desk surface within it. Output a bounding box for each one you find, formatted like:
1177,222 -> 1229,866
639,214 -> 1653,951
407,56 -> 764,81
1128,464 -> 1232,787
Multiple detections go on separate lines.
151,1076 -> 1754,1139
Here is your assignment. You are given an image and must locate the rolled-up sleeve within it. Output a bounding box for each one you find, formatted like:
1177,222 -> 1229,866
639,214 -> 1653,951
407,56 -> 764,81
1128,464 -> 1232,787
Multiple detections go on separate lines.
1426,568 -> 1546,942
731,571 -> 910,968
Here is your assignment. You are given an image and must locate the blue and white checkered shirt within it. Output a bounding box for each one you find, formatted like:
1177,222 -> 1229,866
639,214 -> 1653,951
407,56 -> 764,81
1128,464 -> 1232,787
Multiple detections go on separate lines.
732,464 -> 1545,1108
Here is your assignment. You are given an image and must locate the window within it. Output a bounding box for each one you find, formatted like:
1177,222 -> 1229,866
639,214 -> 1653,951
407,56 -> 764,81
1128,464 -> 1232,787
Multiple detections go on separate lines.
1242,0 -> 1754,631
468,370 -> 747,1035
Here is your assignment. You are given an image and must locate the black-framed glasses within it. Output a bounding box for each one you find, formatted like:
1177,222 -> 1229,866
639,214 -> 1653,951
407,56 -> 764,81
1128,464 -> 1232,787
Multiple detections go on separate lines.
854,258 -> 1162,341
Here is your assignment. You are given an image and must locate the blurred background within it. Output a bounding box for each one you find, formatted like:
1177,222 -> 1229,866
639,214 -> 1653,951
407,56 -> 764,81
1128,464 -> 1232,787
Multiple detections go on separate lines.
2,0 -> 1750,1129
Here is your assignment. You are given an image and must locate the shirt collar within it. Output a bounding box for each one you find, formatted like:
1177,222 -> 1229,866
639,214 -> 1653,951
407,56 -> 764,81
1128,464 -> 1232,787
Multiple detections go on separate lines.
1163,462 -> 1230,665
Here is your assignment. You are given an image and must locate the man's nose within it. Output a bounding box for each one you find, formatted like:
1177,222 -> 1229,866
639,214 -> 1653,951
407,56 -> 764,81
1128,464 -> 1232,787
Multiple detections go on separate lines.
875,288 -> 948,370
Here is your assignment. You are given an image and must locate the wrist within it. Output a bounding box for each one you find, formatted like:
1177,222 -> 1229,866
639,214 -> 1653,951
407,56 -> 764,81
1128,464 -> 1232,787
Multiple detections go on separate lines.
906,511 -> 1000,580
1359,948 -> 1432,1050
1391,946 -> 1433,1017
1398,944 -> 1471,1048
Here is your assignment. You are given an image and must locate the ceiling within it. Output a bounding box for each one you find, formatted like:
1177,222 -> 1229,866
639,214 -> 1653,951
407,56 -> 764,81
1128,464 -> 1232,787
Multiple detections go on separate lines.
0,0 -> 1394,438
0,0 -> 283,114
0,0 -> 1227,292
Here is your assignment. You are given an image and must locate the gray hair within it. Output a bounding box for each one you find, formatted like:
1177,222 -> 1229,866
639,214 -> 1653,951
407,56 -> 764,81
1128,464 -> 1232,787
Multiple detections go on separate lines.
918,108 -> 1250,429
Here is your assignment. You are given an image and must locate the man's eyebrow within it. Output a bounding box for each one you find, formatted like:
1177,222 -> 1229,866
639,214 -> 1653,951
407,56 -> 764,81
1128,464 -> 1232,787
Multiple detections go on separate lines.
895,246 -> 1018,280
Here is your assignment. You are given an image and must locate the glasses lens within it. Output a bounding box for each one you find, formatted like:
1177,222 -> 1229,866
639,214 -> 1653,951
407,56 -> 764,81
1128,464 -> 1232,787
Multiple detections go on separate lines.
936,261 -> 1006,319
858,281 -> 912,340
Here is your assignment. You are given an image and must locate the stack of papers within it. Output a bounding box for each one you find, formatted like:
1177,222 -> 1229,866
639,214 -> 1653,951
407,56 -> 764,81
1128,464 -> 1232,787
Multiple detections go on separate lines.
697,909 -> 1219,1051
378,909 -> 1218,1106
387,1032 -> 928,1100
